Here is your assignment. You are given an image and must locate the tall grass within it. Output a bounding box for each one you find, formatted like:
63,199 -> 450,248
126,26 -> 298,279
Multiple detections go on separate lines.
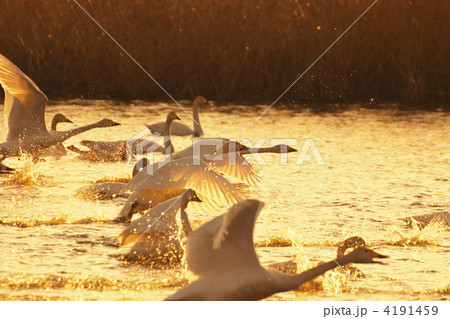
0,0 -> 448,106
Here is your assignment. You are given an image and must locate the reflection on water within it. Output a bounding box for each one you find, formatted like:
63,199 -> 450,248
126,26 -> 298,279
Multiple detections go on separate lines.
0,102 -> 449,300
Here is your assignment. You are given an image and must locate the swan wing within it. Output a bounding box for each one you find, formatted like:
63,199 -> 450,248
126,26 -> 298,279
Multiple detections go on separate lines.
137,157 -> 245,211
186,199 -> 264,276
119,196 -> 182,246
0,54 -> 48,141
208,152 -> 260,186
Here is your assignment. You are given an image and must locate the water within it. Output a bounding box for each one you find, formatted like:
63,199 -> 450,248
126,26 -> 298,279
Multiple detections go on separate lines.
0,101 -> 449,301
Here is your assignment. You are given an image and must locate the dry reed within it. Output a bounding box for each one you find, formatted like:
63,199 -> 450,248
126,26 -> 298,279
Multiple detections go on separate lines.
0,0 -> 448,107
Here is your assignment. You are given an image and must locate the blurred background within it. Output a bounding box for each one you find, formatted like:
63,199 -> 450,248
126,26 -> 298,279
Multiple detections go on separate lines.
0,0 -> 448,107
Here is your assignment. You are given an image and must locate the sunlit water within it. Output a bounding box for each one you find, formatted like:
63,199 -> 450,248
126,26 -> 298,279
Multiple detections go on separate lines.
0,101 -> 448,301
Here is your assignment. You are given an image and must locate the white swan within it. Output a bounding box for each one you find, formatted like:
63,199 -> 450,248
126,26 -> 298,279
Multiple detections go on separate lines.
115,156 -> 246,222
0,53 -> 120,159
119,189 -> 200,265
69,112 -> 180,162
146,96 -> 208,137
165,199 -> 388,301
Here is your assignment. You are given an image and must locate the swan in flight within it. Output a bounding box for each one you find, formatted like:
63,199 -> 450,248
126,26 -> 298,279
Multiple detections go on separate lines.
115,156 -> 246,222
0,53 -> 120,159
69,112 -> 180,162
165,200 -> 387,301
119,189 -> 200,265
146,96 -> 208,137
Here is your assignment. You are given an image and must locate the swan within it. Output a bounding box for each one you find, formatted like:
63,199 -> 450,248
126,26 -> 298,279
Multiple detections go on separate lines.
165,200 -> 387,301
115,156 -> 246,222
146,96 -> 208,137
119,189 -> 201,265
77,139 -> 256,200
69,112 -> 180,162
0,53 -> 120,159
400,211 -> 450,230
37,113 -> 73,157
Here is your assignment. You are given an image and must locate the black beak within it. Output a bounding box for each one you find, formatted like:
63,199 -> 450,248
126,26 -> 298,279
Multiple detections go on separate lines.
175,116 -> 181,121
65,118 -> 73,124
112,121 -> 121,126
0,163 -> 15,173
193,195 -> 202,203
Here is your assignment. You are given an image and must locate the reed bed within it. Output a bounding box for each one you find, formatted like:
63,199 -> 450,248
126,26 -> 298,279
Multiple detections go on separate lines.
0,0 -> 448,107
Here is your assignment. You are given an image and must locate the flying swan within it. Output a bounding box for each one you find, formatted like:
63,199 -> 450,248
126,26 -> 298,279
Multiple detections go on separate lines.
0,53 -> 120,161
165,199 -> 388,301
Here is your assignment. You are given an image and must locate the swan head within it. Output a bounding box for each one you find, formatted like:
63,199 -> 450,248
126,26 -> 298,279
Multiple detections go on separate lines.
53,113 -> 73,124
337,236 -> 366,257
193,96 -> 210,107
167,111 -> 181,122
345,247 -> 388,264
97,118 -> 121,127
184,189 -> 202,203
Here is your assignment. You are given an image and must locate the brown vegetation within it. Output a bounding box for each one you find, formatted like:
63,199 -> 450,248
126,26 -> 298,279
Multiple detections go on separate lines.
0,0 -> 448,106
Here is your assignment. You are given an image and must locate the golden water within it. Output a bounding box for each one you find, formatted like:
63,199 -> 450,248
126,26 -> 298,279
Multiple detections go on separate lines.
0,101 -> 449,301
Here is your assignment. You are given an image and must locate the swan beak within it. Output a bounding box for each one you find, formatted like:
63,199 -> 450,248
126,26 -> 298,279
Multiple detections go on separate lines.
287,146 -> 298,153
175,116 -> 181,121
0,163 -> 15,173
193,195 -> 203,202
373,252 -> 389,264
111,121 -> 121,126
64,117 -> 73,124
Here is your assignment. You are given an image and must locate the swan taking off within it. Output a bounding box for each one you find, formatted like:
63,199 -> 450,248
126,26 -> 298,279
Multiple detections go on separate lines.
0,53 -> 120,159
146,96 -> 208,137
119,189 -> 201,265
165,200 -> 387,301
115,156 -> 246,222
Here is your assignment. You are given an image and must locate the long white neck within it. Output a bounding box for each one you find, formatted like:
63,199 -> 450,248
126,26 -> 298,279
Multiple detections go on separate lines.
240,146 -> 282,155
273,254 -> 354,293
179,200 -> 192,236
51,117 -> 61,131
192,103 -> 203,137
54,121 -> 104,143
164,116 -> 175,154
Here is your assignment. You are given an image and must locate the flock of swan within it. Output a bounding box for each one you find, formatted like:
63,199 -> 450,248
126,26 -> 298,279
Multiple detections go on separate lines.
0,53 -> 390,300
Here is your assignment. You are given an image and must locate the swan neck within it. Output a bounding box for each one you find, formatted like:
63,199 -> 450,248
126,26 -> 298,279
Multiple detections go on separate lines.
164,116 -> 175,154
276,255 -> 351,292
179,200 -> 192,236
53,122 -> 101,142
192,103 -> 203,136
51,117 -> 60,131
242,146 -> 278,155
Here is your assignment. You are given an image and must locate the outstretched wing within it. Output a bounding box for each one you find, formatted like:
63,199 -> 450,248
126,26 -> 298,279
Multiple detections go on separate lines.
0,54 -> 48,141
208,152 -> 260,186
186,199 -> 264,276
137,157 -> 246,211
